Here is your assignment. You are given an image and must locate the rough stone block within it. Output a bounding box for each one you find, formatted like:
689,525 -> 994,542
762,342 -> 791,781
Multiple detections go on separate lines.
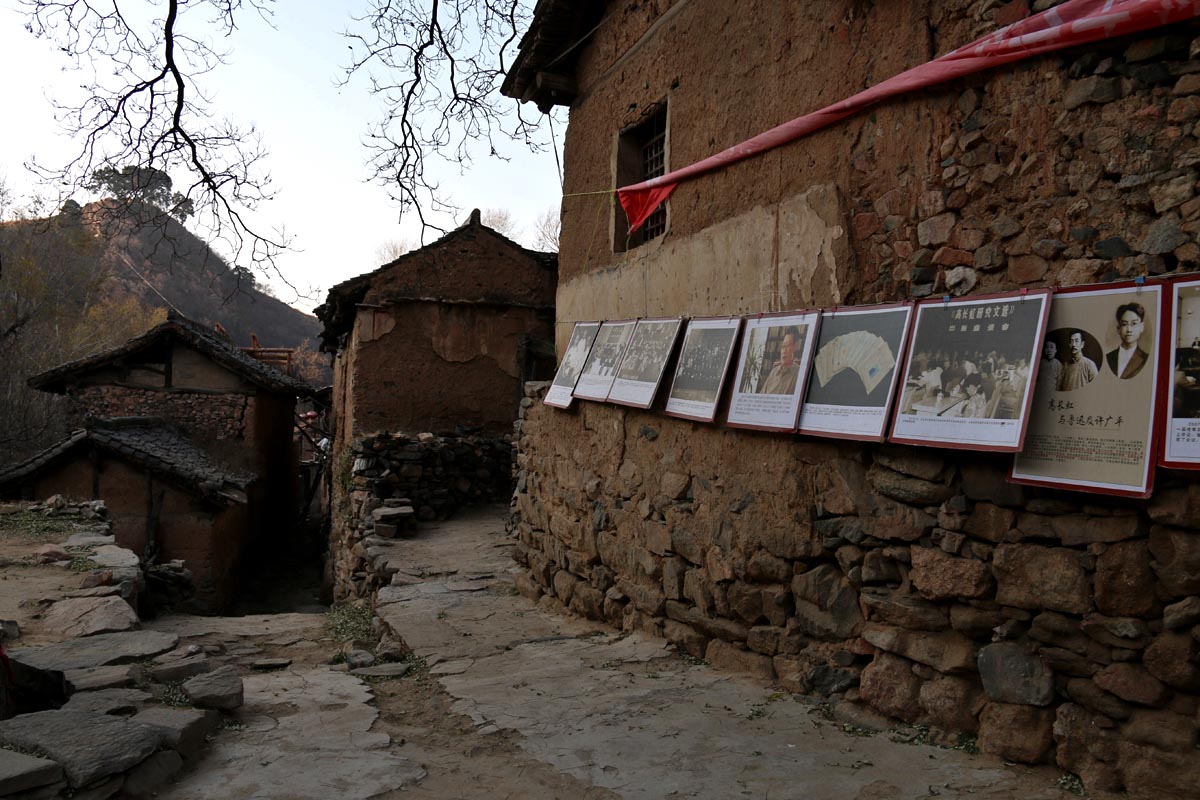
993,544 -> 1090,614
792,565 -> 863,640
704,640 -> 774,681
978,702 -> 1054,764
1142,631 -> 1200,692
919,674 -> 984,733
962,503 -> 1016,543
977,643 -> 1054,706
860,624 -> 976,674
1093,663 -> 1169,708
182,665 -> 244,710
1164,596 -> 1200,629
858,653 -> 921,722
1148,525 -> 1200,598
860,588 -> 948,631
1053,703 -> 1122,793
1119,739 -> 1200,800
910,547 -> 992,600
1094,540 -> 1155,618
662,620 -> 707,659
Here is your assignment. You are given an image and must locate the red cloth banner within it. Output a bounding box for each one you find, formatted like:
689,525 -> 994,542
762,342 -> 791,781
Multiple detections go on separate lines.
618,0 -> 1200,233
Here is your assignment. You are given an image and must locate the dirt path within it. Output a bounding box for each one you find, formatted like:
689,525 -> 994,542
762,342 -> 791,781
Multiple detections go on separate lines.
140,506 -> 1080,799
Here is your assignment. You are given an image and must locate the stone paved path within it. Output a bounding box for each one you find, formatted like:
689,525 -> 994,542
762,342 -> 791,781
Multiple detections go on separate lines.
146,506 -> 1077,799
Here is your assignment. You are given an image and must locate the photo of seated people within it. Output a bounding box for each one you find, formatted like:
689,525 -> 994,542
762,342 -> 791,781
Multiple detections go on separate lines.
900,348 -> 1030,419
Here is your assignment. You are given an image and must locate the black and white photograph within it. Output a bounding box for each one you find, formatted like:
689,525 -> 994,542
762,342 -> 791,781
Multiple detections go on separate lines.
889,290 -> 1050,451
1161,278 -> 1200,468
726,311 -> 820,431
664,317 -> 743,422
544,322 -> 601,408
798,304 -> 913,441
1013,283 -> 1163,497
573,320 -> 637,401
608,317 -> 684,408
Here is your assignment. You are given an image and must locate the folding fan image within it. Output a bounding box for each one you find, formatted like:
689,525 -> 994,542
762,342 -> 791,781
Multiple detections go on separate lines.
813,331 -> 895,395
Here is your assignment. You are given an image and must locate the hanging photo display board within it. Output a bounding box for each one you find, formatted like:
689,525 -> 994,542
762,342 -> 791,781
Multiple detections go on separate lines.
798,303 -> 914,441
725,311 -> 821,431
607,317 -> 685,408
1160,277 -> 1200,469
544,322 -> 601,408
572,320 -> 637,401
889,290 -> 1050,451
1012,282 -> 1165,497
664,316 -> 743,422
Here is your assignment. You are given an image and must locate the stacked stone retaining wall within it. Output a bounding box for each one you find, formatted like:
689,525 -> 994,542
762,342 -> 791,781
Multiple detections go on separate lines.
330,431 -> 515,601
511,382 -> 1200,799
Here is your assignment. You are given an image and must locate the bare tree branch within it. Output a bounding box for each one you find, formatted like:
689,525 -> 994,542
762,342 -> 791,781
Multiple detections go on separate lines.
19,0 -> 290,278
341,0 -> 553,241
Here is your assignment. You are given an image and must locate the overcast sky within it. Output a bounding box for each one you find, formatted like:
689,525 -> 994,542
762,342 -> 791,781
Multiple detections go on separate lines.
0,2 -> 564,315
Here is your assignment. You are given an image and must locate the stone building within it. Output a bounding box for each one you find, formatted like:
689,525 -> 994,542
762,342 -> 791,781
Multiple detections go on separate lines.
502,3 -> 1200,798
316,209 -> 557,446
0,314 -> 310,610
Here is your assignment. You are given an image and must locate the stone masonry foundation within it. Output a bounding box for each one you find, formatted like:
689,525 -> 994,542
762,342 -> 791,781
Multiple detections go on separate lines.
511,383 -> 1200,799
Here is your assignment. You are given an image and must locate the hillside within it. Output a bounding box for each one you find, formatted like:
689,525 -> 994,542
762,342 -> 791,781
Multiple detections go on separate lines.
0,201 -> 329,465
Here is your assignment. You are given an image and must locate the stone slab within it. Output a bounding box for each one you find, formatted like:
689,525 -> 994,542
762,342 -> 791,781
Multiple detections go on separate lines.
12,631 -> 179,672
131,707 -> 216,760
40,596 -> 140,639
62,687 -> 152,715
87,545 -> 140,569
64,664 -> 142,692
0,748 -> 63,795
0,710 -> 166,788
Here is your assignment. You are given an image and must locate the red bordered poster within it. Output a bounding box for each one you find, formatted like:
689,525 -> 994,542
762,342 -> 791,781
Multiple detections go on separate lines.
1158,275 -> 1200,470
607,317 -> 685,409
664,316 -> 742,423
888,289 -> 1051,452
725,310 -> 822,432
544,322 -> 601,408
1011,281 -> 1165,498
798,302 -> 914,442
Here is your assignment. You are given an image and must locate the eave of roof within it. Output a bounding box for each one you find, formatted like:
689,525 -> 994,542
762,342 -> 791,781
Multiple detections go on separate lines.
0,418 -> 255,506
28,314 -> 313,397
501,0 -> 607,112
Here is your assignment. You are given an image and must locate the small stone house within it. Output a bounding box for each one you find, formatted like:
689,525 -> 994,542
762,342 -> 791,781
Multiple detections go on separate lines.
1,313 -> 310,610
0,418 -> 253,610
315,210 -> 557,450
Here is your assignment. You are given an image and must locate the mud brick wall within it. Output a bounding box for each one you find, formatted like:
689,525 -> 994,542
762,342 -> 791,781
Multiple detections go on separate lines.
512,388 -> 1200,798
71,386 -> 248,442
331,432 -> 515,601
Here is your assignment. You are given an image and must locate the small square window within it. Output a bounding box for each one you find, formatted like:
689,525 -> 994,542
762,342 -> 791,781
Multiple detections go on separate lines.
615,102 -> 668,251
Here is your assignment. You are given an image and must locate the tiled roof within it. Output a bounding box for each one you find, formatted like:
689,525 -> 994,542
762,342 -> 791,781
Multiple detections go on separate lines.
28,313 -> 312,397
0,418 -> 255,505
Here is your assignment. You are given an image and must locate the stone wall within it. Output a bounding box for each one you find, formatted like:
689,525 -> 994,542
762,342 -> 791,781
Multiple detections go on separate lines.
511,381 -> 1200,799
331,431 -> 514,601
71,385 -> 248,443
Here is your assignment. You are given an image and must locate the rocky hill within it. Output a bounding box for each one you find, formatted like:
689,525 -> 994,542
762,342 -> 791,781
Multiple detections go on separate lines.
0,202 -> 329,465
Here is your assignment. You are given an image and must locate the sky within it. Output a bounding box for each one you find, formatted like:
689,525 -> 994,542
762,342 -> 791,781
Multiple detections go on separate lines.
0,1 -> 565,315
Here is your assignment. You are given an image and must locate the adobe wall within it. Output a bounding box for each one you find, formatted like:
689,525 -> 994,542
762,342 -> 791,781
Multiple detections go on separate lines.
339,301 -> 553,440
26,455 -> 239,611
361,224 -> 556,309
516,4 -> 1200,798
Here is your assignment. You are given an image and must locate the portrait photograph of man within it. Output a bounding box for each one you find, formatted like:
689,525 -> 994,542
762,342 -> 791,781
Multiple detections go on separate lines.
1106,302 -> 1149,380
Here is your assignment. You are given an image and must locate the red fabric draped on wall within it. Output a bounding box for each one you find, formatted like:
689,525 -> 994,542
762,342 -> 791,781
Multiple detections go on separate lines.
617,0 -> 1200,234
